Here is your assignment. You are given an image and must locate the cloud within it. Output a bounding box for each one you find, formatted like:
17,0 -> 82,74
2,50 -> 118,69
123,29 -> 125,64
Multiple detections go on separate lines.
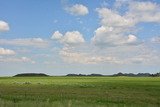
0,20 -> 10,32
55,1 -> 160,66
51,1 -> 160,66
59,47 -> 121,64
59,42 -> 160,65
96,8 -> 134,28
126,52 -> 160,65
0,48 -> 16,55
91,8 -> 139,47
126,1 -> 160,23
0,56 -> 35,64
21,57 -> 35,64
51,31 -> 63,40
114,1 -> 160,24
91,26 -> 138,47
62,31 -> 85,44
51,31 -> 85,45
0,38 -> 48,48
114,0 -> 130,9
92,1 -> 160,47
151,36 -> 160,43
127,35 -> 137,43
65,4 -> 89,16
98,1 -> 160,26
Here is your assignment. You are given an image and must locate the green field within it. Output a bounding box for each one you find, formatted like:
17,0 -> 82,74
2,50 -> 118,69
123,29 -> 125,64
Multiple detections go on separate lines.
0,76 -> 160,107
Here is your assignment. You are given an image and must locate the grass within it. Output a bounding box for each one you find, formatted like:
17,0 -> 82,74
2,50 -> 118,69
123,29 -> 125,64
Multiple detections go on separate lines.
0,76 -> 160,107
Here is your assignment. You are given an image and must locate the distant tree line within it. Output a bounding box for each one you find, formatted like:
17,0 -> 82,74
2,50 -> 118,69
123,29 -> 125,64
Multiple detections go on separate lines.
14,73 -> 49,77
13,72 -> 160,77
112,72 -> 160,77
66,72 -> 160,77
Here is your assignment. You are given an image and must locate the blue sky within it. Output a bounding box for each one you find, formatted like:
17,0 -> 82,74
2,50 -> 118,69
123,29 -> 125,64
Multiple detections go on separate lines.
0,0 -> 160,76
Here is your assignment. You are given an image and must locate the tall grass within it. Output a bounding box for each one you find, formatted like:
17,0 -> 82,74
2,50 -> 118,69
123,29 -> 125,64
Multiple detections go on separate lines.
0,77 -> 160,107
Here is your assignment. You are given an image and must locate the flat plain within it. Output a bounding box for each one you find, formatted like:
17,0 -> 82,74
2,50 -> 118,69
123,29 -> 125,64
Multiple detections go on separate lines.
0,76 -> 160,107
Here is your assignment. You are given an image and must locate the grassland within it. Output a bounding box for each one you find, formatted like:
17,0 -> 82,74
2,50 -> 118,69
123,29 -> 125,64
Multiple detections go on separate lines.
0,76 -> 160,107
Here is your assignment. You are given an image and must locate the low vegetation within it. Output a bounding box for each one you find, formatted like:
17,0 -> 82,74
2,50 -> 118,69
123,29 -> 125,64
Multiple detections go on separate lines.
0,76 -> 160,107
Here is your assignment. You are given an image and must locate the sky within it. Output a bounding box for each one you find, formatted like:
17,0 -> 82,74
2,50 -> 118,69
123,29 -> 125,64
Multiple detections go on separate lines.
0,0 -> 160,76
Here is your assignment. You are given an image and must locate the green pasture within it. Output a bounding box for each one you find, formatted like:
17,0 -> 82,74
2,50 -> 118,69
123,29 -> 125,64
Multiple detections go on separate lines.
0,76 -> 160,107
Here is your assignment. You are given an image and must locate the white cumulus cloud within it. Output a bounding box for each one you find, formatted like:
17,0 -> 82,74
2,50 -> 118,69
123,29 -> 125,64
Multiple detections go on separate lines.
62,31 -> 85,44
96,8 -> 134,28
51,31 -> 85,45
65,4 -> 89,16
51,31 -> 63,40
0,20 -> 10,32
91,25 -> 138,46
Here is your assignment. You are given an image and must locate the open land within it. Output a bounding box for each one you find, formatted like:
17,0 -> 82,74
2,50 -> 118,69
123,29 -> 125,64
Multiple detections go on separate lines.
0,76 -> 160,107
